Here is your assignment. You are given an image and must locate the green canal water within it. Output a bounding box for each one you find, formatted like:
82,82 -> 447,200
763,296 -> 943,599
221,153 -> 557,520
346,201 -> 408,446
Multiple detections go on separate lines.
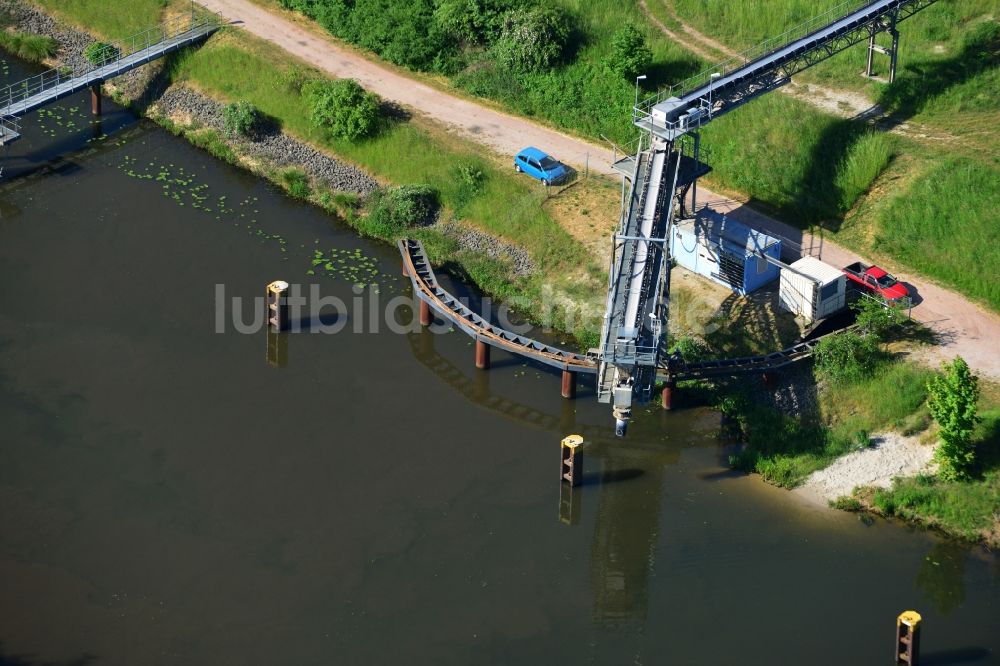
1,55 -> 998,665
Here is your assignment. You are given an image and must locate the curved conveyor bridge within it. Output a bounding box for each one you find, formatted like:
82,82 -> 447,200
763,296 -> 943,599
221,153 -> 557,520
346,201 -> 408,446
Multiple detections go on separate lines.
399,239 -> 599,375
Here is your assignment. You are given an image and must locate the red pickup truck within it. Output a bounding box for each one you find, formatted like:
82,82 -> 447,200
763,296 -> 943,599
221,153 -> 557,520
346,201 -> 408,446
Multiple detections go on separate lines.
843,262 -> 910,302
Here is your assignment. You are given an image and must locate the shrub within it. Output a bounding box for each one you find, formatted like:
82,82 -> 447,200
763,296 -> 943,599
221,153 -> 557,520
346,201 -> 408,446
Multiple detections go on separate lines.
670,336 -> 711,362
304,79 -> 381,141
606,25 -> 651,79
222,100 -> 261,138
830,496 -> 863,511
362,185 -> 440,238
813,331 -> 884,384
84,40 -> 120,65
927,356 -> 981,480
450,161 -> 487,213
491,7 -> 571,73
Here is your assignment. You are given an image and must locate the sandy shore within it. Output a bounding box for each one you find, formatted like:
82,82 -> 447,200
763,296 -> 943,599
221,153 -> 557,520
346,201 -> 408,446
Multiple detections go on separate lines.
795,432 -> 936,505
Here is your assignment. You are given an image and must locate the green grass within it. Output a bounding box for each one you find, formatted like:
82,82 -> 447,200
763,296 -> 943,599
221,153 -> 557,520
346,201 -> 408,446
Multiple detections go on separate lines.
727,359 -> 933,488
0,31 -> 57,62
670,0 -> 998,92
700,94 -> 896,224
868,157 -> 1000,311
31,0 -> 169,40
865,409 -> 1000,546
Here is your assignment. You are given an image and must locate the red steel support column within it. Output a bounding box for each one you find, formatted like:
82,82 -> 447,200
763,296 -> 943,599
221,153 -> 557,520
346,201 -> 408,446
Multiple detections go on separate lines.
90,84 -> 102,116
561,369 -> 576,399
475,339 -> 490,369
661,379 -> 676,410
419,300 -> 432,326
401,260 -> 410,277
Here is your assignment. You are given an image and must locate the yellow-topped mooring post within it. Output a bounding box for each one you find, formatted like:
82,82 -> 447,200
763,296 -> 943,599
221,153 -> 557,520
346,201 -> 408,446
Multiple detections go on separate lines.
267,280 -> 290,331
895,610 -> 922,665
560,435 -> 583,487
559,435 -> 583,525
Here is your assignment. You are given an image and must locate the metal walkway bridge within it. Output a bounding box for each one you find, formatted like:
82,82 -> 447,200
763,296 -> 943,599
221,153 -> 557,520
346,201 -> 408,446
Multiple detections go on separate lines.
0,12 -> 221,146
635,0 -> 939,140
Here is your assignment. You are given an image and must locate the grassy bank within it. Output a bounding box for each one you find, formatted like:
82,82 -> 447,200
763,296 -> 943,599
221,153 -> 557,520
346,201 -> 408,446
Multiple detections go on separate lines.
699,93 -> 897,224
860,409 -> 1000,546
0,30 -> 55,62
31,0 -> 167,39
724,357 -> 934,487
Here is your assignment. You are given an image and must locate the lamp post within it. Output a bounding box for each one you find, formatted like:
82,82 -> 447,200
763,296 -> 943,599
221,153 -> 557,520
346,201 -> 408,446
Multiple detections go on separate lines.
707,72 -> 721,117
634,74 -> 647,123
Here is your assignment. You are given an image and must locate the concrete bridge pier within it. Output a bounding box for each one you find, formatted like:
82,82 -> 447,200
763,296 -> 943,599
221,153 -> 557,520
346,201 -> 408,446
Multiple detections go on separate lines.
561,369 -> 577,399
475,339 -> 491,369
90,83 -> 102,116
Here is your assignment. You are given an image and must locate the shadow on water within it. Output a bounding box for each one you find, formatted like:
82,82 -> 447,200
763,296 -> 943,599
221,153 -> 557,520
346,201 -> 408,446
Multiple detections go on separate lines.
289,310 -> 345,331
0,644 -> 97,666
921,647 -> 993,666
579,467 -> 644,487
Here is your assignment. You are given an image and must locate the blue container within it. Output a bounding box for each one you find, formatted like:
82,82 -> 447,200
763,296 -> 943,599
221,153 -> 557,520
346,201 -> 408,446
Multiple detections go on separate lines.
670,209 -> 781,294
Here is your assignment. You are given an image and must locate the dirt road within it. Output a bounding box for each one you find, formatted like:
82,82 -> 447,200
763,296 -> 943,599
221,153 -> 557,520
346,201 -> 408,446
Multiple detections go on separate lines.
198,0 -> 1000,380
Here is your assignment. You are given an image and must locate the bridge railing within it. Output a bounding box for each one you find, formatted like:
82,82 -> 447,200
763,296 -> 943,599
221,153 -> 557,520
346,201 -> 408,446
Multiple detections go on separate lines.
0,10 -> 221,114
636,0 -> 873,118
0,115 -> 19,144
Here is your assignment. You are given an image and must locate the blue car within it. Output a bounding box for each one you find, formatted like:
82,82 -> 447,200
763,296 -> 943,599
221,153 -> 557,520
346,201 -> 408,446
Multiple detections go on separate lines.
514,147 -> 567,186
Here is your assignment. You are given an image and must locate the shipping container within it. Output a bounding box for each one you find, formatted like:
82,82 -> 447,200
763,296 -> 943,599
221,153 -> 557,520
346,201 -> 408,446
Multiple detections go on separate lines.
777,256 -> 846,322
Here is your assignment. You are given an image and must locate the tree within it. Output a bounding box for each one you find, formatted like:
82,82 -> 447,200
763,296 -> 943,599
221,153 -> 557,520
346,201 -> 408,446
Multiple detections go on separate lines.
606,25 -> 652,79
491,7 -> 571,73
927,356 -> 980,480
304,79 -> 381,141
222,100 -> 261,138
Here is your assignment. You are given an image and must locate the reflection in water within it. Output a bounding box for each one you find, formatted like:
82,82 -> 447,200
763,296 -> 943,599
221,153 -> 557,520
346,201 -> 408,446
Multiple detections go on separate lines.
589,444 -> 674,627
916,540 -> 968,615
406,327 -> 677,627
406,328 -> 613,443
266,327 -> 288,368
